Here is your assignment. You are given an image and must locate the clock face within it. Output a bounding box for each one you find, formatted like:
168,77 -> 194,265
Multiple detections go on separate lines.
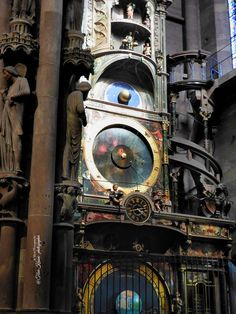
84,117 -> 161,194
123,192 -> 153,224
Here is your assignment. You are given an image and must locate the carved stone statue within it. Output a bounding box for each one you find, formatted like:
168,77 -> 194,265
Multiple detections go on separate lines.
57,186 -> 78,222
62,79 -> 90,181
11,0 -> 36,20
0,66 -> 30,172
65,0 -> 84,31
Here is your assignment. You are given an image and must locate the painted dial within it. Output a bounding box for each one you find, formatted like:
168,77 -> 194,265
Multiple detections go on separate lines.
84,117 -> 161,194
93,127 -> 153,189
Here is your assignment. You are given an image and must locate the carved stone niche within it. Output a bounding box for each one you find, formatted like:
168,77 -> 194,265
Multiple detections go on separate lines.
0,175 -> 28,218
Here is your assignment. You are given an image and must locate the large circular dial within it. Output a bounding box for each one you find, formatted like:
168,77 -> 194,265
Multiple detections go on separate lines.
84,117 -> 161,194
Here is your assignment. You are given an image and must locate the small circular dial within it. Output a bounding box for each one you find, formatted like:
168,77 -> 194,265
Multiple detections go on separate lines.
124,193 -> 153,224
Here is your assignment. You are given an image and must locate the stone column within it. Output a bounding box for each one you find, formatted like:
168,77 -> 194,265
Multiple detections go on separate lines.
0,219 -> 24,310
51,223 -> 74,312
184,0 -> 201,50
22,0 -> 63,310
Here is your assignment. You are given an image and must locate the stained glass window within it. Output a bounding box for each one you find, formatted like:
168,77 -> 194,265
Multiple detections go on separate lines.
228,0 -> 236,67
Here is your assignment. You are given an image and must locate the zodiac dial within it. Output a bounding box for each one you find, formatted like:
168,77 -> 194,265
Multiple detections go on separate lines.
84,117 -> 161,194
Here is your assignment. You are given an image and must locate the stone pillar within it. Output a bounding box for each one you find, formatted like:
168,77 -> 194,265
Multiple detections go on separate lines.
184,0 -> 201,50
22,0 -> 63,310
0,219 -> 24,310
51,223 -> 74,312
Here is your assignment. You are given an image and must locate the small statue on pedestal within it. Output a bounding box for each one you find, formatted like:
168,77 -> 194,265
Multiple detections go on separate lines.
121,32 -> 138,50
126,2 -> 135,19
143,42 -> 151,57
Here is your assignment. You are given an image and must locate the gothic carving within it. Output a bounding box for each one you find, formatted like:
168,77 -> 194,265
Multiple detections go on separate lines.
0,65 -> 30,173
94,0 -> 109,49
0,176 -> 28,218
0,1 -> 37,56
63,1 -> 94,69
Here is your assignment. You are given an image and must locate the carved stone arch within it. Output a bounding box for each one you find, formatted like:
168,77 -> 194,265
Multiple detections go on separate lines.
90,55 -> 156,111
92,52 -> 157,86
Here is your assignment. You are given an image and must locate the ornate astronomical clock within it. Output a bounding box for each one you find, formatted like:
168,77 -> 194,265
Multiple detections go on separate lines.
74,1 -> 173,313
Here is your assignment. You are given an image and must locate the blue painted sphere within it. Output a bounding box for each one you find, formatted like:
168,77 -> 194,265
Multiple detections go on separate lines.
116,290 -> 142,314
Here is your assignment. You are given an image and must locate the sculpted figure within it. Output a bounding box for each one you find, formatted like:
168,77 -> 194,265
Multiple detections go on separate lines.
172,292 -> 183,314
65,0 -> 84,31
126,2 -> 135,19
214,183 -> 231,217
143,42 -> 151,57
108,184 -> 123,207
62,79 -> 90,181
11,0 -> 35,20
57,186 -> 78,222
0,66 -> 30,172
